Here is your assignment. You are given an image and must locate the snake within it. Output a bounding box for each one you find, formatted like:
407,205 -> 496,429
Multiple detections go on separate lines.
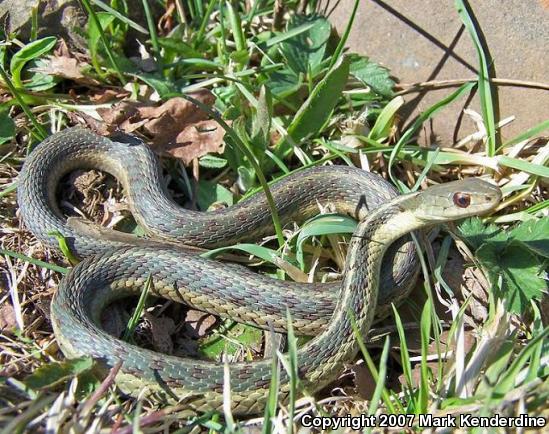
17,127 -> 501,415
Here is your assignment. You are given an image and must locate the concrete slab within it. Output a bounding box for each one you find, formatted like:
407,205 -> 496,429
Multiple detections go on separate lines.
329,0 -> 549,146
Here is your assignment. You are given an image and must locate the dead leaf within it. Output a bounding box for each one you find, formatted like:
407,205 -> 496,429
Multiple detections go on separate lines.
398,361 -> 440,388
184,309 -> 217,339
349,361 -> 377,399
159,119 -> 225,165
0,304 -> 18,335
144,312 -> 176,354
97,90 -> 226,165
33,55 -> 100,85
90,89 -> 129,104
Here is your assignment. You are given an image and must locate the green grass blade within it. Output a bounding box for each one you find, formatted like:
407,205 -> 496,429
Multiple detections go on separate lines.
0,66 -> 47,141
368,96 -> 404,142
497,155 -> 549,178
392,305 -> 414,391
47,230 -> 80,265
90,0 -> 149,34
140,0 -> 163,71
418,301 -> 432,414
388,82 -> 475,187
0,248 -> 68,274
349,310 -> 397,413
262,328 -> 280,434
79,0 -> 126,84
177,93 -> 285,248
454,0 -> 497,156
368,335 -> 390,420
328,0 -> 359,69
0,182 -> 17,198
498,119 -> 549,151
122,273 -> 153,342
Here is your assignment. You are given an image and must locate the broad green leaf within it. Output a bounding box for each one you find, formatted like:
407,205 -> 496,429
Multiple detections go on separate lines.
263,21 -> 316,47
251,85 -> 272,150
281,55 -> 350,156
281,15 -> 331,75
199,155 -> 228,169
10,36 -> 57,88
87,12 -> 116,70
350,55 -> 395,97
266,68 -> 301,99
157,37 -> 201,57
196,179 -> 233,211
135,73 -> 177,99
237,165 -> 255,192
24,357 -> 94,390
458,217 -> 502,251
199,322 -> 262,359
23,58 -> 60,91
0,107 -> 15,145
201,243 -> 281,264
478,243 -> 546,313
509,217 -> 549,258
295,214 -> 356,267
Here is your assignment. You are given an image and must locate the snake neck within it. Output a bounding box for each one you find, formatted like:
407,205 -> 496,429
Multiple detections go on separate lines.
331,195 -> 420,359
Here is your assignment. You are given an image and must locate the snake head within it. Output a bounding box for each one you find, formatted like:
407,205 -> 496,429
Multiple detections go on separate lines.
412,178 -> 502,223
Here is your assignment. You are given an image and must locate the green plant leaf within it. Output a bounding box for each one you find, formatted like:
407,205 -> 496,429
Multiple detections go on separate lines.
87,12 -> 116,71
251,85 -> 272,150
478,243 -> 546,313
509,217 -> 549,258
48,230 -> 80,265
198,155 -> 228,169
0,107 -> 15,145
10,36 -> 57,88
350,55 -> 395,97
199,322 -> 262,359
201,243 -> 281,264
295,213 -> 356,267
196,179 -> 233,211
23,58 -> 60,91
455,0 -> 496,156
368,95 -> 404,141
280,55 -> 350,157
23,357 -> 94,390
459,217 -> 502,251
281,15 -> 331,76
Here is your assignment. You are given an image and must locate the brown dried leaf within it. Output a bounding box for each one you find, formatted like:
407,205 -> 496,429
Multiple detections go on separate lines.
97,90 -> 225,165
160,119 -> 225,165
184,309 -> 217,339
349,361 -> 377,399
398,361 -> 440,388
144,312 -> 176,354
0,304 -> 17,335
34,55 -> 100,85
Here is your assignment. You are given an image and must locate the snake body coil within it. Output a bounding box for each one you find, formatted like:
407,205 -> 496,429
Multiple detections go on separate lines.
17,127 -> 501,414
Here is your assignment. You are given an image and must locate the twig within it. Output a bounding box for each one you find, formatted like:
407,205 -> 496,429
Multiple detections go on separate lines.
79,361 -> 122,416
394,77 -> 549,96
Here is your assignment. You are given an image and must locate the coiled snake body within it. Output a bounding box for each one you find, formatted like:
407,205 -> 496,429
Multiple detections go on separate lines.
18,127 -> 501,415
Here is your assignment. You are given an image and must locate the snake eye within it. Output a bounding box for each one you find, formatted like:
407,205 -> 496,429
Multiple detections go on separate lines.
453,192 -> 471,208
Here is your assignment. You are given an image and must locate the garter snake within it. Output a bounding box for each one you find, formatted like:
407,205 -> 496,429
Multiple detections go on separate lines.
17,127 -> 501,414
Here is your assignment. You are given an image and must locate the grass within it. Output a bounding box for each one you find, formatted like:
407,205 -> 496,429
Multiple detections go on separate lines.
0,0 -> 547,432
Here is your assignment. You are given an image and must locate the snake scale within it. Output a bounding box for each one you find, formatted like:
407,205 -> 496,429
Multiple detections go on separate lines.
17,127 -> 501,415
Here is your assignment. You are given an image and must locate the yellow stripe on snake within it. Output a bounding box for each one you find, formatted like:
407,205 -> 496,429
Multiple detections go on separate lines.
17,128 -> 501,415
